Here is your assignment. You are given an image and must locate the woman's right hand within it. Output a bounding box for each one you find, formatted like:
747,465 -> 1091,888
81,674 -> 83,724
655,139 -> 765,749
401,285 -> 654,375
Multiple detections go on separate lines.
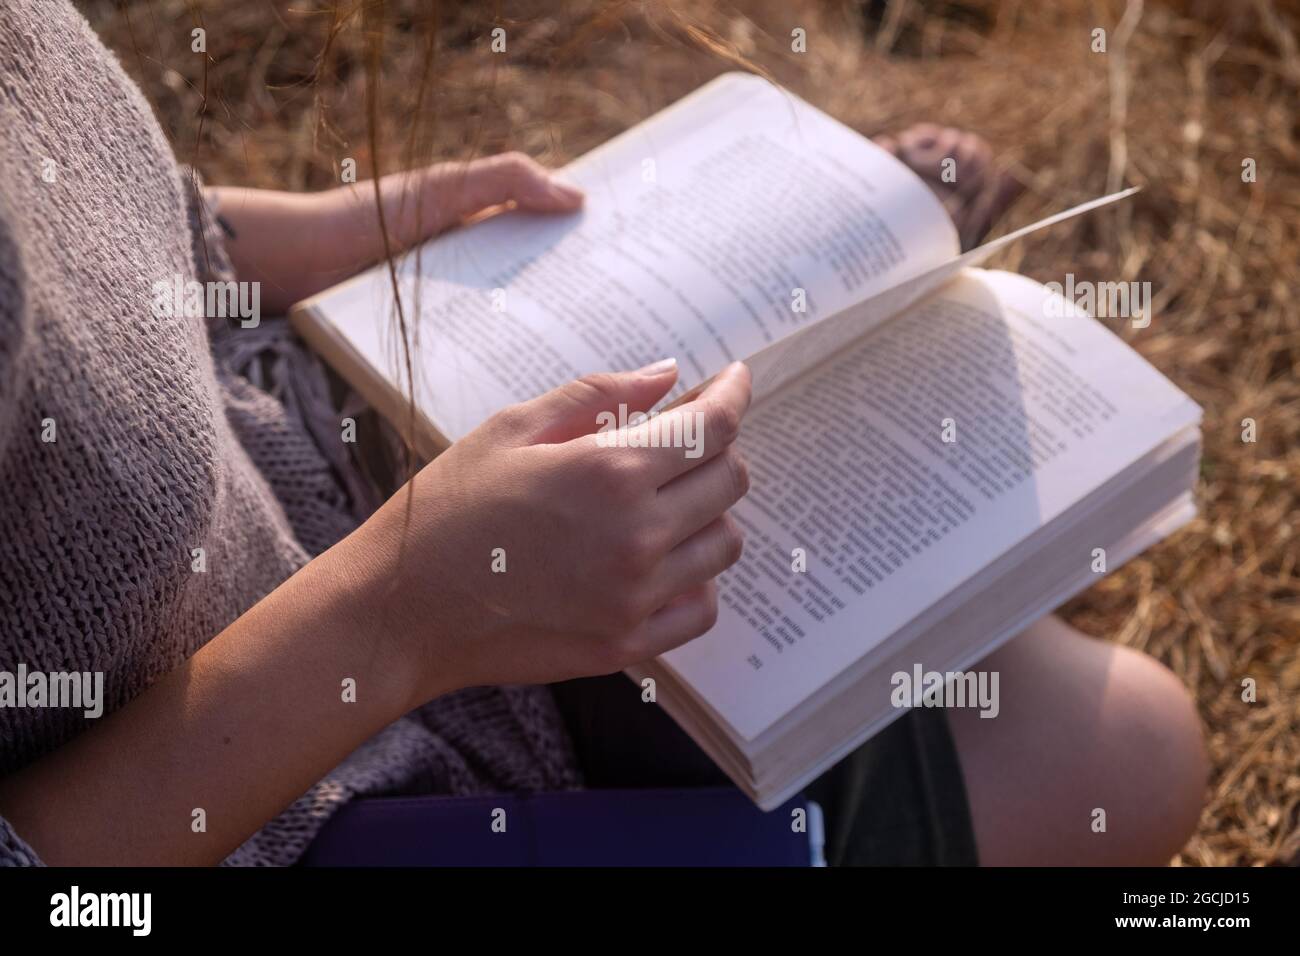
353,359 -> 753,706
0,359 -> 749,865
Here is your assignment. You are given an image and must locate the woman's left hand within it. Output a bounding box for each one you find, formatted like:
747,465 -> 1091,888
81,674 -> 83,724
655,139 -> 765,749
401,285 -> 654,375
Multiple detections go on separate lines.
209,152 -> 584,313
368,152 -> 585,243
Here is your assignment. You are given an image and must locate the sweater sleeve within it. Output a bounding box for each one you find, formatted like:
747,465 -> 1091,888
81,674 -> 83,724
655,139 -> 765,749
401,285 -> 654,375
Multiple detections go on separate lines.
179,166 -> 238,288
0,210 -> 32,458
0,816 -> 43,867
0,216 -> 42,866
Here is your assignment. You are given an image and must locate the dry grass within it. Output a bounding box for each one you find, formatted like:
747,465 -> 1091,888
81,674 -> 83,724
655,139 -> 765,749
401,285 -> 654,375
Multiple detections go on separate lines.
77,0 -> 1298,865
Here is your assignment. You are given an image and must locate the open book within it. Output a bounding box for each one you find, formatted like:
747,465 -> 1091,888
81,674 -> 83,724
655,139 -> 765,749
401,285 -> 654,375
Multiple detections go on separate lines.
291,72 -> 1202,810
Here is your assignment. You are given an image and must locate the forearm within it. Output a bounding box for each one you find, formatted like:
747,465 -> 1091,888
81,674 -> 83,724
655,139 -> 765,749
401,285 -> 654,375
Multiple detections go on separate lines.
0,529 -> 430,866
211,169 -> 454,313
206,186 -> 356,313
211,154 -> 580,313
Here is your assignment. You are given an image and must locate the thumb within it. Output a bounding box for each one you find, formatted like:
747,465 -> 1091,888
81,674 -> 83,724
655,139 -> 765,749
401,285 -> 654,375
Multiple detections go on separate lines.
512,358 -> 680,446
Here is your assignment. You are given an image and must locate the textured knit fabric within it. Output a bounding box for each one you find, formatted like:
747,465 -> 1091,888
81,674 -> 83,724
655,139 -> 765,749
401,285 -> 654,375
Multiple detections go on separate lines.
0,0 -> 579,866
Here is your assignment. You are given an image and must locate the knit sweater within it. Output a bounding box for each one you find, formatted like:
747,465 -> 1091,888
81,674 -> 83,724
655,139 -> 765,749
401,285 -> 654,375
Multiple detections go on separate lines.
0,0 -> 579,866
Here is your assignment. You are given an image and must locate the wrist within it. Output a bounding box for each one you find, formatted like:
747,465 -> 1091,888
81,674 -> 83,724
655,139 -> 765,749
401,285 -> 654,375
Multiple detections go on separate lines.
331,503 -> 471,714
309,524 -> 433,717
323,167 -> 442,257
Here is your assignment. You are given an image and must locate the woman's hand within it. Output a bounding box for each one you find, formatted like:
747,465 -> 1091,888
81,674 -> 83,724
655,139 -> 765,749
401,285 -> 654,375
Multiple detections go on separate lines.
209,153 -> 583,313
3,158 -> 738,866
353,359 -> 753,706
0,357 -> 748,866
322,151 -> 583,257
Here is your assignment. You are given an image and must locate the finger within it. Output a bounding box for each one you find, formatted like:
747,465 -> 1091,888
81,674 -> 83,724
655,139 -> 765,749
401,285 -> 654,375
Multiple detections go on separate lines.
953,132 -> 991,199
899,123 -> 948,164
621,581 -> 720,662
903,122 -> 944,151
641,361 -> 752,486
656,447 -> 750,548
645,516 -> 745,611
900,125 -> 959,177
453,153 -> 584,220
510,358 -> 679,445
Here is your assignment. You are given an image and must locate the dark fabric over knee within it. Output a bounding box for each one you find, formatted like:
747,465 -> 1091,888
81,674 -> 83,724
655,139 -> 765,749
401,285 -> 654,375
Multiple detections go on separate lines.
551,675 -> 979,865
551,674 -> 730,788
805,707 -> 979,866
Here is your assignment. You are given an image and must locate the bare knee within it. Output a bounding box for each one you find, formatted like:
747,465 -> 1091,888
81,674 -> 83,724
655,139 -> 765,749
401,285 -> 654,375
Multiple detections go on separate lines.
1095,642 -> 1208,862
951,617 -> 1208,865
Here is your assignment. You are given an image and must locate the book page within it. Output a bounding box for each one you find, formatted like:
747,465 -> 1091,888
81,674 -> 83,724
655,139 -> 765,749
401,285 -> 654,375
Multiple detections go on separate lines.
306,72 -> 956,441
662,269 -> 1201,741
662,187 -> 1141,410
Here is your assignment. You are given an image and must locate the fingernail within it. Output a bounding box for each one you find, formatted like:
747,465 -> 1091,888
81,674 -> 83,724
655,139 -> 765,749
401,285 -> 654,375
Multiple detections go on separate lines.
637,357 -> 677,377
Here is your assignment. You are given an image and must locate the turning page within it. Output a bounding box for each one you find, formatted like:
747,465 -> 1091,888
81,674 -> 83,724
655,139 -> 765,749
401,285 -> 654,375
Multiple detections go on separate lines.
296,72 -> 956,442
662,269 -> 1202,741
668,187 -> 1141,408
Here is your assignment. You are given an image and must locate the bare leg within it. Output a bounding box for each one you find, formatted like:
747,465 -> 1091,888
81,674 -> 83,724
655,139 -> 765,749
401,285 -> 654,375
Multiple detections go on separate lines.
947,616 -> 1208,865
